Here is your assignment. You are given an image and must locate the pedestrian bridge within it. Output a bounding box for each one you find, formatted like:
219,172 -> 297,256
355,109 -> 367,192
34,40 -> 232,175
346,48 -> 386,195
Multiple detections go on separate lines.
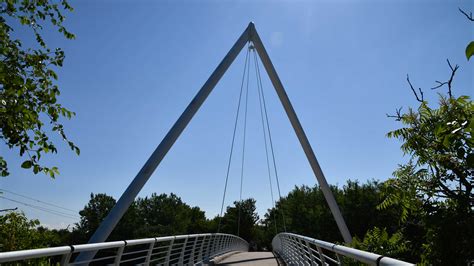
0,232 -> 412,265
0,23 -> 415,266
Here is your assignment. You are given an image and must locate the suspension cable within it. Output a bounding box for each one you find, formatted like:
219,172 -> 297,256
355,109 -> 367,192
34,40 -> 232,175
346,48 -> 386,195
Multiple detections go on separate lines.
252,47 -> 278,235
217,46 -> 250,233
237,43 -> 252,237
253,48 -> 287,232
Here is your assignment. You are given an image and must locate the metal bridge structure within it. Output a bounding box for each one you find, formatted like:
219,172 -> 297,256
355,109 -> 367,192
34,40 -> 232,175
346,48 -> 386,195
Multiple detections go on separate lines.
0,23 -> 414,265
0,233 -> 412,265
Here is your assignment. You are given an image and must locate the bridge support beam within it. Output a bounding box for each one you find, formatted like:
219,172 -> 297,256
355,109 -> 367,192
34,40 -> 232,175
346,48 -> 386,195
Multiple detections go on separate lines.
77,21 -> 351,262
75,23 -> 251,263
249,24 -> 352,244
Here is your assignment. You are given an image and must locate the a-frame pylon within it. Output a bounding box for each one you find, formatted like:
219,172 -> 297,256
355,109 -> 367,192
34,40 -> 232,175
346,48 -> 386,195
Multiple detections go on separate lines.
77,22 -> 351,262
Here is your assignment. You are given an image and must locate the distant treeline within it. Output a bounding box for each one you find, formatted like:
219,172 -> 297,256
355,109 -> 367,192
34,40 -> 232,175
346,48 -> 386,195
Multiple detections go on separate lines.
3,177 -> 472,264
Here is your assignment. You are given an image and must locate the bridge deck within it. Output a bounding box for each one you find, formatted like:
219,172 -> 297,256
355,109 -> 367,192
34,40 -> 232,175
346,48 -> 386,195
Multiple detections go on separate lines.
214,252 -> 279,265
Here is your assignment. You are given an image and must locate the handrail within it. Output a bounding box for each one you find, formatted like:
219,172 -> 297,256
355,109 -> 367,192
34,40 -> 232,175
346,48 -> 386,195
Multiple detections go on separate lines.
0,233 -> 248,265
272,233 -> 414,266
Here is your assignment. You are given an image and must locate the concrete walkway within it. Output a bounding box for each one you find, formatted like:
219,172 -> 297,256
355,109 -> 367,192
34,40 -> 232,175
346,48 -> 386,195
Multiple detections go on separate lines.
214,252 -> 279,265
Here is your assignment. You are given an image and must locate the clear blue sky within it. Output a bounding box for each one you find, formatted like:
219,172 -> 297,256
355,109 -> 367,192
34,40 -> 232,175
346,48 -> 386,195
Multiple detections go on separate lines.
1,0 -> 473,229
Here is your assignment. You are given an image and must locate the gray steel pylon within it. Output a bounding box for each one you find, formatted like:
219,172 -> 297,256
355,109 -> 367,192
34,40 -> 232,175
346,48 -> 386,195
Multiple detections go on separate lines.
76,22 -> 351,263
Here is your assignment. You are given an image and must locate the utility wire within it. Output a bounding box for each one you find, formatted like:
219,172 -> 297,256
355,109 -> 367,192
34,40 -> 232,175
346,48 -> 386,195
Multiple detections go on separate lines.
254,48 -> 287,232
237,43 -> 252,237
0,196 -> 80,220
217,45 -> 251,233
0,188 -> 78,213
253,48 -> 278,235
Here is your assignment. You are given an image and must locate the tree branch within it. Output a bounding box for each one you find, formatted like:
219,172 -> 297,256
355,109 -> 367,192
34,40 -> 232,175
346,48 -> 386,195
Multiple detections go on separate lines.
459,8 -> 474,21
386,107 -> 403,121
431,59 -> 458,98
407,75 -> 424,102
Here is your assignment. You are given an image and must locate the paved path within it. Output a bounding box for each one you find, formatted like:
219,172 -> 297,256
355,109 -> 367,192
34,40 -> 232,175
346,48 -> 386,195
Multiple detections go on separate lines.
215,252 -> 279,265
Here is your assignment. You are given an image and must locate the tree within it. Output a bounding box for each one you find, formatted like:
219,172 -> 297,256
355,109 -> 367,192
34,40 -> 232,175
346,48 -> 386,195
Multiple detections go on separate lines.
350,227 -> 410,261
219,198 -> 259,243
135,193 -> 208,237
381,60 -> 473,263
459,7 -> 474,60
0,0 -> 78,178
75,193 -> 138,243
262,181 -> 399,246
386,93 -> 473,211
0,211 -> 61,252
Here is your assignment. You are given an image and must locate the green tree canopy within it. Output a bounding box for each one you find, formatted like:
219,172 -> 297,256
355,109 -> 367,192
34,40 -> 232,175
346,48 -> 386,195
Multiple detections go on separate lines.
134,192 -> 208,237
0,211 -> 61,252
263,181 -> 399,244
74,193 -> 138,242
218,198 -> 259,243
0,0 -> 78,177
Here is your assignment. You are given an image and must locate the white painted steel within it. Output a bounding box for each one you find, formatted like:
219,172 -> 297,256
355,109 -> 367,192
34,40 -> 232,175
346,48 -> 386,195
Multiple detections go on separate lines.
249,24 -> 352,244
76,21 -> 253,264
0,233 -> 248,265
272,233 -> 414,266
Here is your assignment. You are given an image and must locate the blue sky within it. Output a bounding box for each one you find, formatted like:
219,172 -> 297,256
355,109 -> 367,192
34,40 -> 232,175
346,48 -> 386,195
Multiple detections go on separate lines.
1,0 -> 473,229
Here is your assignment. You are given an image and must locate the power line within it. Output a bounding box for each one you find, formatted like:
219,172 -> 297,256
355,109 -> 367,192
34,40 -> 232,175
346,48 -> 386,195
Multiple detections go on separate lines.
0,196 -> 80,220
0,188 -> 78,213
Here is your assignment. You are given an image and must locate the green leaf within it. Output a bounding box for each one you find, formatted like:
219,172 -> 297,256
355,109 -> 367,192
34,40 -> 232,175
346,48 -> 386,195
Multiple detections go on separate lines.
21,160 -> 32,169
466,41 -> 474,61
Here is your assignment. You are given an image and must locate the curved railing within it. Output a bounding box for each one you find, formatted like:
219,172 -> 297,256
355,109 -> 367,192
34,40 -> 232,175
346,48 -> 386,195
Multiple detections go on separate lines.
272,233 -> 414,266
0,233 -> 248,265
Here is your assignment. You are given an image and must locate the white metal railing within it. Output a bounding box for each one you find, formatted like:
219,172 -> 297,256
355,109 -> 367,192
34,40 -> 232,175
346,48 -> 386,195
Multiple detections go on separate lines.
0,233 -> 248,265
272,233 -> 414,266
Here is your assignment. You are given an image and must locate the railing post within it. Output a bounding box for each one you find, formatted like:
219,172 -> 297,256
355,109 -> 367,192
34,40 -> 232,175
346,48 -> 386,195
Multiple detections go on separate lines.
210,234 -> 217,257
198,235 -> 207,262
60,250 -> 72,266
205,234 -> 212,259
225,236 -> 232,251
165,237 -> 175,264
190,235 -> 199,264
217,234 -> 224,254
316,245 -> 326,265
304,241 -> 317,266
144,239 -> 156,266
295,236 -> 306,264
178,236 -> 189,264
113,242 -> 126,266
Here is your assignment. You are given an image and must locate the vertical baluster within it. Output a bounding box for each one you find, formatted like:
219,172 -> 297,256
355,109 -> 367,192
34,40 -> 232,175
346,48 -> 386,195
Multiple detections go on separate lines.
165,237 -> 175,264
189,235 -> 198,264
113,242 -> 126,266
316,246 -> 326,266
144,239 -> 156,266
305,241 -> 317,266
178,236 -> 189,264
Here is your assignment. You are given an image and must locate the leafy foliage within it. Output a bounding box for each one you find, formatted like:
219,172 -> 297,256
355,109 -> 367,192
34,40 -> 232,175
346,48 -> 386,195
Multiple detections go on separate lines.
73,192 -> 211,243
134,193 -> 209,237
0,211 -> 61,252
262,181 -> 400,246
350,227 -> 409,259
0,0 -> 78,177
466,41 -> 474,61
73,193 -> 138,242
382,67 -> 473,264
386,95 -> 473,212
217,198 -> 260,243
